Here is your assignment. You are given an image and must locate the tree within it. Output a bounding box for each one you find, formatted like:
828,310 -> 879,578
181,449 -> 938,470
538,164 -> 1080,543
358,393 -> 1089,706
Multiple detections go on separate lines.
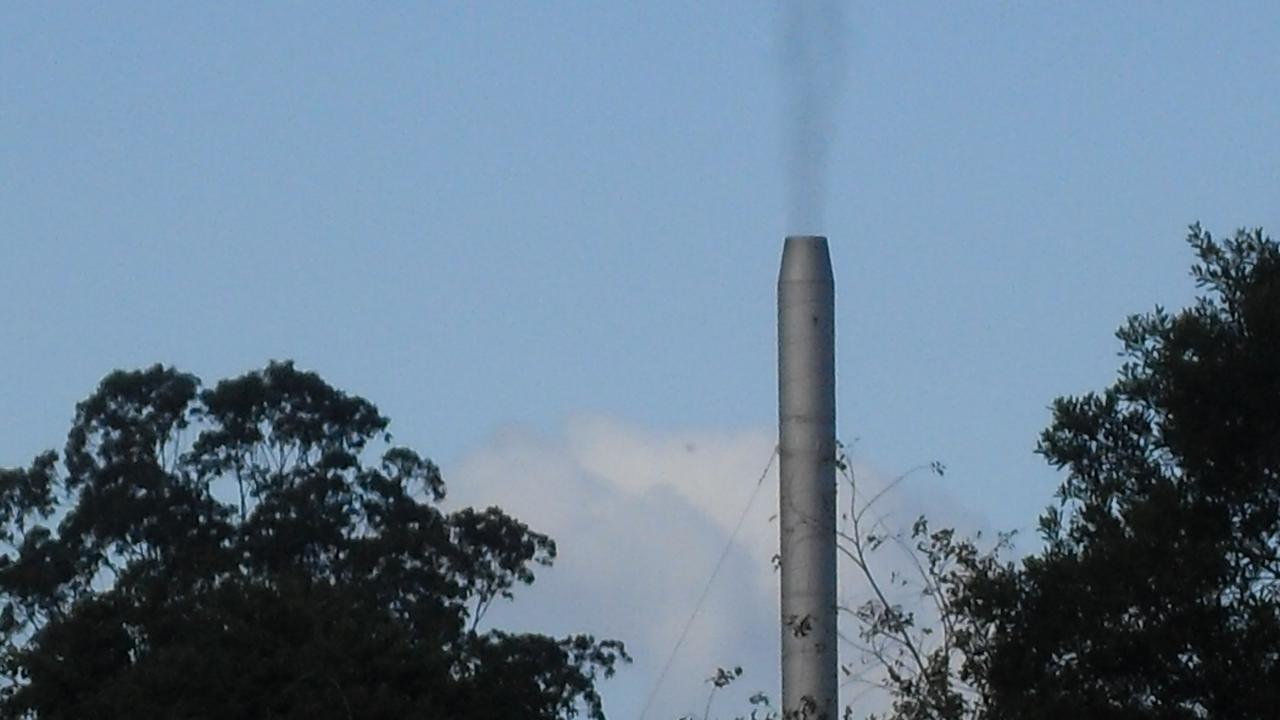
953,225 -> 1280,719
836,458 -> 1005,720
0,361 -> 628,719
857,225 -> 1280,720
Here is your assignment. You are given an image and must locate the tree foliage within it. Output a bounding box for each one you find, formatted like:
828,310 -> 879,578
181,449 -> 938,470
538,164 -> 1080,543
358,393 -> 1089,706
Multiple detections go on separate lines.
825,452 -> 1004,720
0,361 -> 627,719
961,225 -> 1280,718
857,225 -> 1280,720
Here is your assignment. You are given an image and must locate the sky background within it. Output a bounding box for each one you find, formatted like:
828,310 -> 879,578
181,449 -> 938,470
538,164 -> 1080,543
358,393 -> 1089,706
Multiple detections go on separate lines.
3,3 -> 1279,718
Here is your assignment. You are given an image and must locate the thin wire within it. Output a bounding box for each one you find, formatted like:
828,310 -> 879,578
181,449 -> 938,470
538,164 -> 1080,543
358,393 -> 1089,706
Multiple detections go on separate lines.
636,445 -> 779,720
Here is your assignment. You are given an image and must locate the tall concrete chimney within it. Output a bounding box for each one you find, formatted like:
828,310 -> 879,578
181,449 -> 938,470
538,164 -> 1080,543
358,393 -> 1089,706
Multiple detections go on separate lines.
778,235 -> 838,720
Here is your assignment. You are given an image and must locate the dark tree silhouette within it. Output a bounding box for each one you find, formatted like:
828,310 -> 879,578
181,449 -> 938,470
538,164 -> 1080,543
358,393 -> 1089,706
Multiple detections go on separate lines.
0,361 -> 627,719
864,225 -> 1280,720
954,225 -> 1280,719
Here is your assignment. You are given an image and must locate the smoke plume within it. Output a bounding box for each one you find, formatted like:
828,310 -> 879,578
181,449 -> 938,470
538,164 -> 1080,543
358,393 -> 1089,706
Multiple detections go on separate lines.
781,0 -> 849,235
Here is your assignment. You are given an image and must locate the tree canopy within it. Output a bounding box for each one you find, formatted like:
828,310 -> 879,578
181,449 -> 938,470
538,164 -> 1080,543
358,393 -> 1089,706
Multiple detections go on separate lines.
861,225 -> 1280,720
0,361 -> 627,719
963,225 -> 1280,718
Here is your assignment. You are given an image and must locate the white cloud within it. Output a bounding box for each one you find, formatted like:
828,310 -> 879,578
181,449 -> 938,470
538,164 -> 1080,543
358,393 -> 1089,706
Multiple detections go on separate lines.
443,417 -> 993,720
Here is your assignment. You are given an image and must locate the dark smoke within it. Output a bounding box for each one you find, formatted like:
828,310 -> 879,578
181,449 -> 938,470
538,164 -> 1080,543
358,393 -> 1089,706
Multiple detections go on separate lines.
780,0 -> 849,235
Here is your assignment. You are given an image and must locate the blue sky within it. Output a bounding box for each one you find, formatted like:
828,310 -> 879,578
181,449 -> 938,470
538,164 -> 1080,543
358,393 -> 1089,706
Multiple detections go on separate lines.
3,3 -> 1279,718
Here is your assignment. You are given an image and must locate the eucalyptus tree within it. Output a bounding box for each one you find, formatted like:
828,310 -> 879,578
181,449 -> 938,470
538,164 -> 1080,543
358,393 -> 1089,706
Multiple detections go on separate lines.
0,361 -> 626,719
